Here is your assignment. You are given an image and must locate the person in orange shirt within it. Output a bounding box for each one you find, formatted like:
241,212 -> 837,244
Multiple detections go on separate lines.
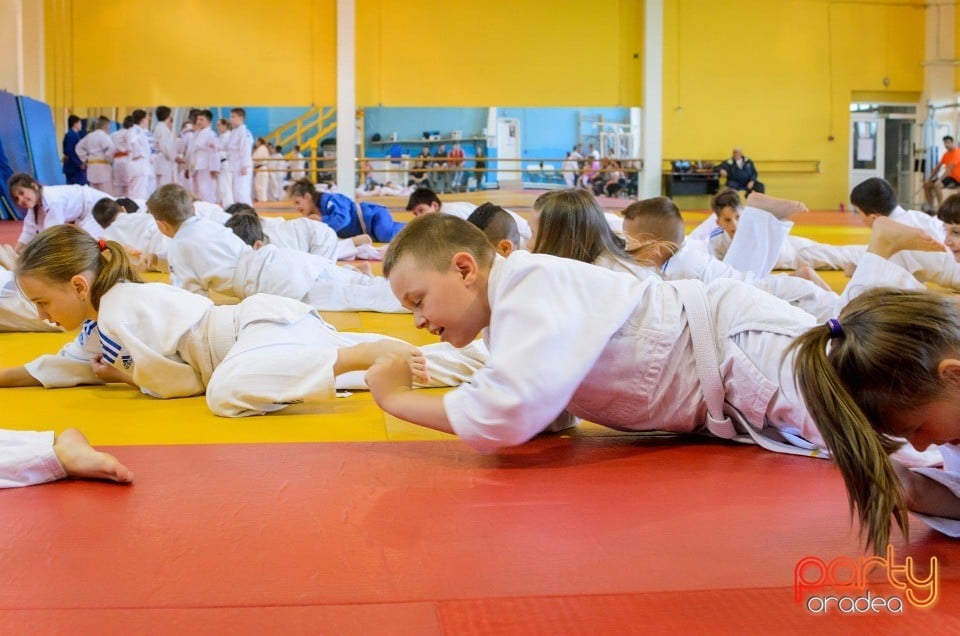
923,135 -> 960,211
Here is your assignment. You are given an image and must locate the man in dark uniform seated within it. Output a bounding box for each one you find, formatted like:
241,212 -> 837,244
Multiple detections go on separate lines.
718,147 -> 763,195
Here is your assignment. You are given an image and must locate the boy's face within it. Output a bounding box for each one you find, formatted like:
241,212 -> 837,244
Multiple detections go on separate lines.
230,113 -> 243,128
410,202 -> 441,217
946,139 -> 956,151
944,223 -> 960,262
388,253 -> 490,347
717,206 -> 740,236
196,116 -> 209,129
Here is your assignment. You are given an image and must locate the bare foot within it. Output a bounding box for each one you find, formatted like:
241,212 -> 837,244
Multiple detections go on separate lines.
53,429 -> 134,484
746,192 -> 808,221
352,234 -> 373,247
868,217 -> 945,259
791,263 -> 832,291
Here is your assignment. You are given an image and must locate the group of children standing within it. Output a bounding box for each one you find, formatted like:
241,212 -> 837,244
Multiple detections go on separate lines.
2,174 -> 960,554
61,107 -> 266,208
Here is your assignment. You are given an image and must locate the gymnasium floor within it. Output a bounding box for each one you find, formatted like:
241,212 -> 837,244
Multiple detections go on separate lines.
1,193 -> 957,634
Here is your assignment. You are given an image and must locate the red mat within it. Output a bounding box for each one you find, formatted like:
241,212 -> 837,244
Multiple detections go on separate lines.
1,437 -> 957,634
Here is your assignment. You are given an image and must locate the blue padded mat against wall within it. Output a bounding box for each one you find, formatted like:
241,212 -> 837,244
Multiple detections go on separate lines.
0,91 -> 29,220
19,96 -> 65,187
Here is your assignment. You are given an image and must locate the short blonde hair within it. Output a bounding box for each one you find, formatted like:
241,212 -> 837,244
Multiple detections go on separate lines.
383,214 -> 495,277
146,184 -> 195,226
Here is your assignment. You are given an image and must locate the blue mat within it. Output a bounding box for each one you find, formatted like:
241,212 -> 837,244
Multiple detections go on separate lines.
19,96 -> 65,187
0,91 -> 28,221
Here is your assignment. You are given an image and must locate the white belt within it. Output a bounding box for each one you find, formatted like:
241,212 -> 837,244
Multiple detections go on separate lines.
669,279 -> 823,458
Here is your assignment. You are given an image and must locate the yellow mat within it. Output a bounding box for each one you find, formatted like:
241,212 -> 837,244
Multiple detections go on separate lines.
0,220 -> 872,446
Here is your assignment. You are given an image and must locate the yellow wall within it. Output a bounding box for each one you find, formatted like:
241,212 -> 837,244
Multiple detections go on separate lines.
356,0 -> 642,106
955,5 -> 960,91
44,0 -> 336,109
42,0 -> 935,208
663,0 -> 925,209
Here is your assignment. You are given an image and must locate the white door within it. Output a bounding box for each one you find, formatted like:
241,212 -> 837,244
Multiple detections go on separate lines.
496,117 -> 521,182
849,113 -> 885,196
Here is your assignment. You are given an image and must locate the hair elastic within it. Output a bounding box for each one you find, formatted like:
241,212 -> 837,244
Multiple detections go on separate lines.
825,318 -> 843,338
98,239 -> 107,252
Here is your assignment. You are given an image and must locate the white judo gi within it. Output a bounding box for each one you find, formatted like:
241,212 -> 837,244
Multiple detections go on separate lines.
125,124 -> 153,199
0,267 -> 60,332
167,216 -> 406,312
662,241 -> 840,321
74,129 -> 115,194
190,127 -> 220,203
0,430 -> 66,488
19,283 -> 485,417
153,121 -> 178,188
438,202 -> 534,249
225,124 -> 254,205
110,128 -> 130,196
708,207 -> 864,275
911,444 -> 960,537
100,212 -> 171,272
264,216 -> 340,262
442,251 -> 826,453
15,185 -> 113,247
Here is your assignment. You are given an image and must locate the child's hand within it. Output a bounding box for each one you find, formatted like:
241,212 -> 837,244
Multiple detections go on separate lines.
365,353 -> 416,399
90,355 -> 136,386
352,234 -> 373,246
367,340 -> 429,384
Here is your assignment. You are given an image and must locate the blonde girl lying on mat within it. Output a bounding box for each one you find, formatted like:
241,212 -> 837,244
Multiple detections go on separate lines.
0,226 -> 484,416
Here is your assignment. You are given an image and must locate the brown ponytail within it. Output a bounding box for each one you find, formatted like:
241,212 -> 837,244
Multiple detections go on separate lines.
17,225 -> 142,309
790,287 -> 960,552
791,324 -> 907,553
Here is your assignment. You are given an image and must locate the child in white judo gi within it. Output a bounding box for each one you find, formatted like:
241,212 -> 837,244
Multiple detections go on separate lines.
153,106 -> 178,188
793,285 -> 960,551
74,116 -> 116,195
466,204 -> 523,257
364,213 -> 944,464
91,198 -> 171,272
225,108 -> 254,205
618,197 -> 944,321
7,173 -> 112,252
405,188 -> 532,248
2,225 -> 484,416
225,206 -> 383,263
148,185 -> 405,312
188,110 -> 220,204
1,428 -> 133,489
707,188 -> 864,273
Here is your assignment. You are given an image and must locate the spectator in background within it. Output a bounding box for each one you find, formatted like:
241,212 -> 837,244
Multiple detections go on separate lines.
62,115 -> 87,186
719,147 -> 764,196
923,135 -> 960,212
408,146 -> 432,190
474,147 -> 487,191
433,144 -> 450,194
448,142 -> 465,192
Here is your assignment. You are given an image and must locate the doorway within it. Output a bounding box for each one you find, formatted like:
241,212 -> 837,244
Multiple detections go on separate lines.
496,117 -> 521,182
849,104 -> 918,209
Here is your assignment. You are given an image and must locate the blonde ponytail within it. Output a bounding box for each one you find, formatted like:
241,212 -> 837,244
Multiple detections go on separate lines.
17,225 -> 142,309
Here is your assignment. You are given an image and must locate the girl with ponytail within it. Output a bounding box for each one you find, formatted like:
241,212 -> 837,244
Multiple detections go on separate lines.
1,225 -> 479,416
792,288 -> 960,551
